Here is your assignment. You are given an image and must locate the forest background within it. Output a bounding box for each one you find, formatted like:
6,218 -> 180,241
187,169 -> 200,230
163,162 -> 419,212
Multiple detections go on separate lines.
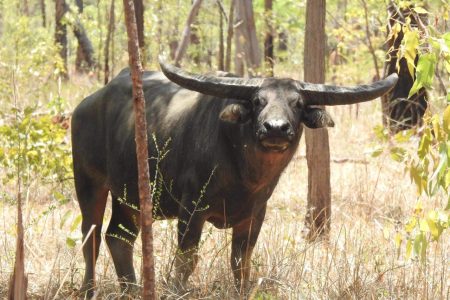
0,0 -> 449,298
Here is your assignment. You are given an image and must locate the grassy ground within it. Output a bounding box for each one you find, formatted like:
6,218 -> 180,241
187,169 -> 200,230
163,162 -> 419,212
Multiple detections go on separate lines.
0,80 -> 448,299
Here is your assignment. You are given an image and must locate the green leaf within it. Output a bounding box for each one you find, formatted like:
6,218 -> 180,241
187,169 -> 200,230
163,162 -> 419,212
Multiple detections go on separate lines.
413,7 -> 429,14
443,32 -> 450,49
66,237 -> 76,248
70,214 -> 82,233
60,210 -> 72,229
390,146 -> 407,162
403,29 -> 419,78
406,239 -> 413,259
409,53 -> 437,98
418,128 -> 432,159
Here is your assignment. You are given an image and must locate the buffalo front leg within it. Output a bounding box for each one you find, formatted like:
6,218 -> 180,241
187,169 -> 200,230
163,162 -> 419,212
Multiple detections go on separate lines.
173,212 -> 205,290
105,193 -> 140,294
231,205 -> 266,294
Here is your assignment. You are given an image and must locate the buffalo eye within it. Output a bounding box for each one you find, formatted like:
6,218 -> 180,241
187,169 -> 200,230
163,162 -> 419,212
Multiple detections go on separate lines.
253,97 -> 267,107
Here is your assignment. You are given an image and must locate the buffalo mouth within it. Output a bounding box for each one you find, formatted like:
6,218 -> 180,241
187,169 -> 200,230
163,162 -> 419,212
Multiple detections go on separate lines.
259,137 -> 291,152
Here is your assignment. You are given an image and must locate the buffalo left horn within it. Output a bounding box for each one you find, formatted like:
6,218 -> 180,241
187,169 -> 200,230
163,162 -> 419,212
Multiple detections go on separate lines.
159,58 -> 264,101
297,73 -> 399,106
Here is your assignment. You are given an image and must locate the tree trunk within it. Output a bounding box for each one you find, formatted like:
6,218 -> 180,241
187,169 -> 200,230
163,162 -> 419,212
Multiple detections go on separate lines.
122,0 -> 156,298
225,0 -> 235,72
0,1 -> 3,37
218,2 -> 225,70
40,0 -> 46,27
104,0 -> 115,84
264,0 -> 274,76
303,0 -> 331,240
234,0 -> 261,76
8,190 -> 27,300
22,0 -> 30,16
174,0 -> 203,66
73,19 -> 96,71
133,0 -> 145,65
55,0 -> 69,78
75,0 -> 83,71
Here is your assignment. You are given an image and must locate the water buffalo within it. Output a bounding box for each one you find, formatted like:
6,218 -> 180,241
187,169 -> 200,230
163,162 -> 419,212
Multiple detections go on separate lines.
382,1 -> 428,132
71,60 -> 397,296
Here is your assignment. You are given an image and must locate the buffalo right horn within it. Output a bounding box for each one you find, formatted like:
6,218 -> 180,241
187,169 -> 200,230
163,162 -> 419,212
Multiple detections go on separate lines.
159,58 -> 264,101
298,73 -> 398,106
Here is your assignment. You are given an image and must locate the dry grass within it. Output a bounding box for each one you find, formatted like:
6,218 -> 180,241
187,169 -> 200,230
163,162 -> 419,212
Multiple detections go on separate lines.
1,99 -> 449,299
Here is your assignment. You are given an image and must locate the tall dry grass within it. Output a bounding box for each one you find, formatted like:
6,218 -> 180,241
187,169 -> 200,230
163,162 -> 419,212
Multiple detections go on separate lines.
0,99 -> 448,299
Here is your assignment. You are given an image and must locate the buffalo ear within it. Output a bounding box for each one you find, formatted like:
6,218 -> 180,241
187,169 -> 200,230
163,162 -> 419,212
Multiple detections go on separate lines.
220,104 -> 251,124
302,107 -> 335,128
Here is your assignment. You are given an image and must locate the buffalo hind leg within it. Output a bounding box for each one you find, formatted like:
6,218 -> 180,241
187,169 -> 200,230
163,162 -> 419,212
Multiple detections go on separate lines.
74,174 -> 108,298
105,193 -> 140,294
231,205 -> 266,294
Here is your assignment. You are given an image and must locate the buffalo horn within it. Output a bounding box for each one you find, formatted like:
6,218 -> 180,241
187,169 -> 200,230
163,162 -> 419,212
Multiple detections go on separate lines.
298,73 -> 398,106
159,59 -> 264,100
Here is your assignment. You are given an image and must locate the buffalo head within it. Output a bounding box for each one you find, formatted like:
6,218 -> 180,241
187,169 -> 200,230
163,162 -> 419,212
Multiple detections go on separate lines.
160,59 -> 398,152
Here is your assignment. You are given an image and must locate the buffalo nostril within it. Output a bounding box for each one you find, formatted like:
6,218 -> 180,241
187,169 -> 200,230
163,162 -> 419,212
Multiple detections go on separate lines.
263,121 -> 273,131
280,122 -> 290,132
263,120 -> 291,133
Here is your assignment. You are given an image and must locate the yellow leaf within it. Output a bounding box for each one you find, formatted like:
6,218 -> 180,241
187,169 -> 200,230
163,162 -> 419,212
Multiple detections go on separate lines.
419,219 -> 430,232
414,200 -> 423,215
403,30 -> 419,78
394,232 -> 402,248
443,105 -> 450,134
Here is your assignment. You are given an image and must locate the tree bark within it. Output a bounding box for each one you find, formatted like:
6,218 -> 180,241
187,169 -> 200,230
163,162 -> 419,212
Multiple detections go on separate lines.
104,0 -> 115,84
55,0 -> 69,78
225,0 -> 235,72
303,0 -> 331,240
40,0 -> 46,27
218,2 -> 225,70
75,0 -> 84,71
264,0 -> 274,76
133,0 -> 145,65
8,190 -> 27,300
174,0 -> 203,66
73,19 -> 96,71
122,0 -> 156,298
234,0 -> 261,76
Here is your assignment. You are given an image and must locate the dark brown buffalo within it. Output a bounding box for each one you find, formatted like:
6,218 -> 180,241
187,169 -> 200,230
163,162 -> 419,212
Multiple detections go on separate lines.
382,1 -> 428,132
71,60 -> 397,296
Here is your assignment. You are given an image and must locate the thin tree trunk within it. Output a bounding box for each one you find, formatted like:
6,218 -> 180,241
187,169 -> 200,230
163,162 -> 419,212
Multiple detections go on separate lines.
156,0 -> 163,55
8,192 -> 27,300
225,0 -> 235,72
264,0 -> 274,76
174,0 -> 203,66
96,0 -> 103,80
234,0 -> 261,76
75,0 -> 84,71
73,20 -> 96,70
55,0 -> 69,79
304,0 -> 331,240
22,0 -> 30,16
0,1 -> 3,37
218,2 -> 225,70
133,0 -> 145,65
361,0 -> 380,80
122,0 -> 156,298
40,0 -> 46,27
104,0 -> 115,84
